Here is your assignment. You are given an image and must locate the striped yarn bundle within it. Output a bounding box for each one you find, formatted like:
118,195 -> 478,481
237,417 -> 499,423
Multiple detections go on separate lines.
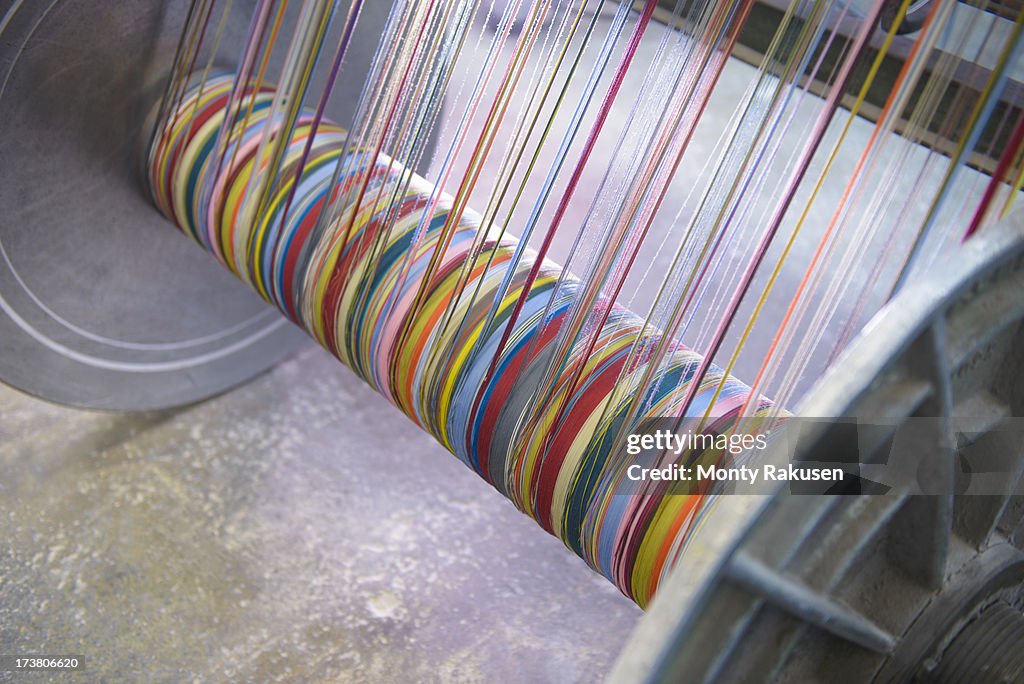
148,74 -> 773,607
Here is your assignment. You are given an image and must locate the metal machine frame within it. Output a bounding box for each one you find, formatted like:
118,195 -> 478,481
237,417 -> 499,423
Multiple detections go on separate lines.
613,211 -> 1024,682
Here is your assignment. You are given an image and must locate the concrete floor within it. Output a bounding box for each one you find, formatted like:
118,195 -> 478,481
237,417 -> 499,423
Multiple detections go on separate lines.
0,345 -> 640,683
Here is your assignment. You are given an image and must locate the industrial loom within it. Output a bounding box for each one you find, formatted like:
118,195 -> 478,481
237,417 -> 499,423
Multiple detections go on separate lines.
1,0 -> 1023,680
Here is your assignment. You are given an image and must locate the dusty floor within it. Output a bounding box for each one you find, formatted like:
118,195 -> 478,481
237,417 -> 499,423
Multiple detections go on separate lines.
0,347 -> 641,683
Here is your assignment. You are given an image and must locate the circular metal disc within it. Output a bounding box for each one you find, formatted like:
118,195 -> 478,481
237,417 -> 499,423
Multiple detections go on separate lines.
0,0 -> 390,410
610,211 -> 1024,683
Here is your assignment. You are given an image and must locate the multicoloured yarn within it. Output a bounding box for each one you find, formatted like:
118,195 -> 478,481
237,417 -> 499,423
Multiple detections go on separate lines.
148,74 -> 773,608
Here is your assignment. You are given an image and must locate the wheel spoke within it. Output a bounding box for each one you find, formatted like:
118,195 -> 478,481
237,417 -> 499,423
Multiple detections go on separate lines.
724,551 -> 896,654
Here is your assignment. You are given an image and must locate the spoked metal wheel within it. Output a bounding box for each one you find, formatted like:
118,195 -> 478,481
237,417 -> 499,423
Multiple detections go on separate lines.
611,211 -> 1024,683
